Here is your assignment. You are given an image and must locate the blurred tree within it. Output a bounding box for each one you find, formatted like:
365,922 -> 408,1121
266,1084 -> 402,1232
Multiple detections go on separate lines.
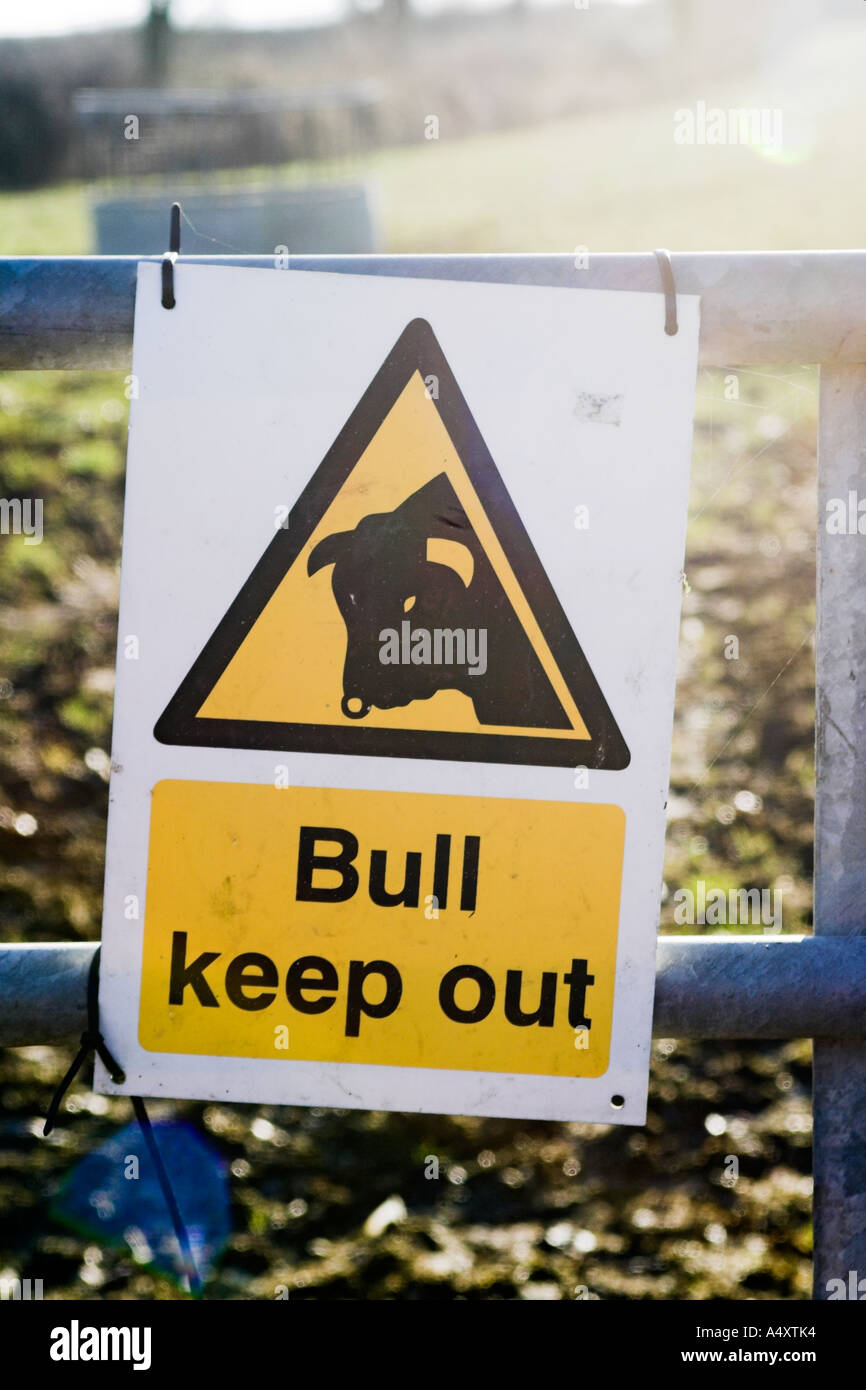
671,0 -> 696,44
381,0 -> 413,23
0,77 -> 67,189
143,1 -> 172,85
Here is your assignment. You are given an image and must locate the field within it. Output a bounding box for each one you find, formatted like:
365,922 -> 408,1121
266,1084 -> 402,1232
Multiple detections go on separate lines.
8,7 -> 866,257
0,36 -> 835,1295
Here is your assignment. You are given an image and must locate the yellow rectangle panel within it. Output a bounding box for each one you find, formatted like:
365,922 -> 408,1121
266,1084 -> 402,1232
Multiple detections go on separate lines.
139,781 -> 625,1078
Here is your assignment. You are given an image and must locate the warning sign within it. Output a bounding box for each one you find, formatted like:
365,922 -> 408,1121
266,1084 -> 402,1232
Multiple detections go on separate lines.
96,262 -> 700,1124
155,318 -> 629,769
141,782 -> 624,1077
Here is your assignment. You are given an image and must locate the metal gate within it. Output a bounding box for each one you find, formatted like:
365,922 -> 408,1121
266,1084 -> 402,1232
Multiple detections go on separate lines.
1,250 -> 864,1298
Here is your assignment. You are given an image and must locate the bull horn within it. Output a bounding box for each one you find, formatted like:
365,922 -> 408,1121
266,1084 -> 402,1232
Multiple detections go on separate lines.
307,530 -> 352,576
426,536 -> 474,588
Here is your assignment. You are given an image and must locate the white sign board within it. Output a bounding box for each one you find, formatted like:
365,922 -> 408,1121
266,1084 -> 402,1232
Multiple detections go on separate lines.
96,262 -> 699,1124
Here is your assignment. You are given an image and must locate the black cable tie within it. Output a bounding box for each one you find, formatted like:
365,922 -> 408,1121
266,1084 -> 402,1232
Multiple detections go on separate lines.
131,1097 -> 203,1297
43,947 -> 124,1136
41,946 -> 204,1295
161,201 -> 181,310
653,248 -> 679,336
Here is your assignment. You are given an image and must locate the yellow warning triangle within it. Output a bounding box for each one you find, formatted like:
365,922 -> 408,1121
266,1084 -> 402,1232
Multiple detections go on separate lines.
155,318 -> 629,769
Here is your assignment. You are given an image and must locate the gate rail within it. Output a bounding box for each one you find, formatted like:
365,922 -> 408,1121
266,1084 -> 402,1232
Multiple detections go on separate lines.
1,251 -> 863,1301
2,936 -> 866,1047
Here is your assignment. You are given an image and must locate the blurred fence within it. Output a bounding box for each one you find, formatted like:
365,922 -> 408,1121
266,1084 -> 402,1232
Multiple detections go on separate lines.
72,85 -> 382,179
73,85 -> 381,255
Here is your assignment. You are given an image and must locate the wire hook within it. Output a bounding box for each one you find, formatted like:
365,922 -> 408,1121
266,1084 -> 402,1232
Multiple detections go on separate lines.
653,248 -> 678,336
161,202 -> 182,310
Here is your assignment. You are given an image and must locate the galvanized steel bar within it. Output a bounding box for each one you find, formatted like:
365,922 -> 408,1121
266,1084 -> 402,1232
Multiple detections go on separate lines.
0,942 -> 99,1046
2,936 -> 865,1048
4,251 -> 866,370
812,366 -> 866,1300
654,936 -> 866,1040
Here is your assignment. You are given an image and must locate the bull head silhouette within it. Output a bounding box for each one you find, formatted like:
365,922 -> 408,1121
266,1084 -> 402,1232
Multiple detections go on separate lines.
307,471 -> 569,730
308,475 -> 475,719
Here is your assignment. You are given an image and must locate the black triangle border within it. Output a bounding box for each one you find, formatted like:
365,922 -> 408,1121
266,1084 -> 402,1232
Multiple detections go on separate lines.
154,317 -> 630,770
